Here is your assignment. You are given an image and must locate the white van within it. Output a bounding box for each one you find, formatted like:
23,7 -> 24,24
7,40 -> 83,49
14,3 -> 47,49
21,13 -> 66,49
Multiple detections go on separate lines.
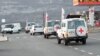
1,23 -> 22,34
44,20 -> 60,39
57,18 -> 88,45
25,22 -> 36,33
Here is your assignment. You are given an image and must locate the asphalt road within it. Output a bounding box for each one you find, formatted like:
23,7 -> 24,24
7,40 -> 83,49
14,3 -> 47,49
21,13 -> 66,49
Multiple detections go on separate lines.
0,32 -> 100,56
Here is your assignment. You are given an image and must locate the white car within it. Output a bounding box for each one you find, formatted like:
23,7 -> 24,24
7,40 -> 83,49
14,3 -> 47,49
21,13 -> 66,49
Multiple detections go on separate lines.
1,23 -> 22,34
25,22 -> 36,33
44,20 -> 60,39
30,25 -> 44,35
57,18 -> 88,45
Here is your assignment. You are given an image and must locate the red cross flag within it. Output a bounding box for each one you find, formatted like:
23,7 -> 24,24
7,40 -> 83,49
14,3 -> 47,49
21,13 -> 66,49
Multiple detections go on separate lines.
76,26 -> 86,36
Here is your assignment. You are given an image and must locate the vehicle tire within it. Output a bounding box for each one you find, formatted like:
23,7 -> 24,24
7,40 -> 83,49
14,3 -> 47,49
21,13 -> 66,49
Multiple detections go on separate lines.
76,40 -> 79,43
33,33 -> 35,35
44,34 -> 46,38
46,35 -> 49,39
44,34 -> 49,39
44,34 -> 47,38
82,39 -> 86,45
30,33 -> 32,35
17,30 -> 20,33
25,31 -> 29,33
10,31 -> 13,34
57,38 -> 61,44
64,39 -> 69,45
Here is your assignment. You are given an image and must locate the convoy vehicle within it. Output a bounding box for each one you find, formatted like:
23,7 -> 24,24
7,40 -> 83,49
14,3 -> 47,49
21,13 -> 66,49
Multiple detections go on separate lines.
44,20 -> 60,39
30,25 -> 44,35
57,17 -> 88,45
25,22 -> 36,33
1,23 -> 22,34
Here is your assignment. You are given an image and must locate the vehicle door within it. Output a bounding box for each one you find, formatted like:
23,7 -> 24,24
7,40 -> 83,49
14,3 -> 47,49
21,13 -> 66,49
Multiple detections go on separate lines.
12,25 -> 18,32
47,21 -> 54,33
67,20 -> 76,37
59,22 -> 67,38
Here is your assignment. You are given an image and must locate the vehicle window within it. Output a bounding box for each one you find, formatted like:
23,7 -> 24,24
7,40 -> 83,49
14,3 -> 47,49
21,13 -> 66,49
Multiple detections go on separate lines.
55,21 -> 60,25
5,24 -> 14,28
48,21 -> 54,27
61,23 -> 63,27
74,20 -> 85,28
48,21 -> 60,27
38,26 -> 42,28
35,26 -> 42,28
68,21 -> 75,29
27,23 -> 35,26
27,24 -> 31,26
61,23 -> 65,27
68,20 -> 85,29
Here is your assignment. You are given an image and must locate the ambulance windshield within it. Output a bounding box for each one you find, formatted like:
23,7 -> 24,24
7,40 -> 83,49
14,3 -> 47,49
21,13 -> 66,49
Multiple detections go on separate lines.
68,20 -> 85,29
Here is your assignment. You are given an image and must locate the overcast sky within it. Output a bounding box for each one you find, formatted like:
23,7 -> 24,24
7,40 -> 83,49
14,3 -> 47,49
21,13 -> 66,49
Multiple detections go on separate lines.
0,0 -> 100,23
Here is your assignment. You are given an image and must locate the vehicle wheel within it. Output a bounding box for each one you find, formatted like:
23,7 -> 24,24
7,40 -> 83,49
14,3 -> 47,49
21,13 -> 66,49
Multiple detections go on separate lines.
44,34 -> 49,39
46,35 -> 49,39
56,35 -> 61,44
30,33 -> 32,35
33,33 -> 35,35
17,30 -> 20,33
64,39 -> 69,45
44,35 -> 46,38
82,39 -> 86,45
10,31 -> 13,34
76,40 -> 79,43
57,38 -> 61,44
25,31 -> 29,33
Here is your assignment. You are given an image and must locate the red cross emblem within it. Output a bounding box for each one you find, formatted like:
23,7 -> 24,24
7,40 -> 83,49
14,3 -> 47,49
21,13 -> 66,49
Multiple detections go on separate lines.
79,28 -> 84,34
90,10 -> 94,13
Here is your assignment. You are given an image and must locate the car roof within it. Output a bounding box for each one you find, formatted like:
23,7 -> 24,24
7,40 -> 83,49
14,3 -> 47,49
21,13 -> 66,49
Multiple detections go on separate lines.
32,25 -> 42,27
26,22 -> 35,23
62,18 -> 85,22
47,20 -> 60,22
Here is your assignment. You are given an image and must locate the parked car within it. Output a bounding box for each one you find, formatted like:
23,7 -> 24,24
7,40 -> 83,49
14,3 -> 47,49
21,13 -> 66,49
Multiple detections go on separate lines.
30,25 -> 44,35
1,23 -> 22,34
25,22 -> 36,33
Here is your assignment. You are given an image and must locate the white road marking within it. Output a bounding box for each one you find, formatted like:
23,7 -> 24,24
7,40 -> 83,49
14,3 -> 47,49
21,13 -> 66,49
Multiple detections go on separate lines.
97,55 -> 100,56
23,37 -> 27,39
38,36 -> 42,38
16,37 -> 20,39
88,52 -> 93,55
72,47 -> 95,56
8,38 -> 12,41
89,37 -> 100,40
80,50 -> 86,53
68,46 -> 73,48
74,47 -> 78,50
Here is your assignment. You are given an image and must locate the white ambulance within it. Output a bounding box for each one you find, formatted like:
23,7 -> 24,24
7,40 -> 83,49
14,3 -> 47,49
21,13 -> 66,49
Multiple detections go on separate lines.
57,18 -> 88,45
44,20 -> 60,39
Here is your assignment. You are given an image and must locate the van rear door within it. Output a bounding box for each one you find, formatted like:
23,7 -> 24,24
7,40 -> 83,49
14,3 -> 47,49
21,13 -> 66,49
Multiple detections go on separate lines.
67,20 -> 76,37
